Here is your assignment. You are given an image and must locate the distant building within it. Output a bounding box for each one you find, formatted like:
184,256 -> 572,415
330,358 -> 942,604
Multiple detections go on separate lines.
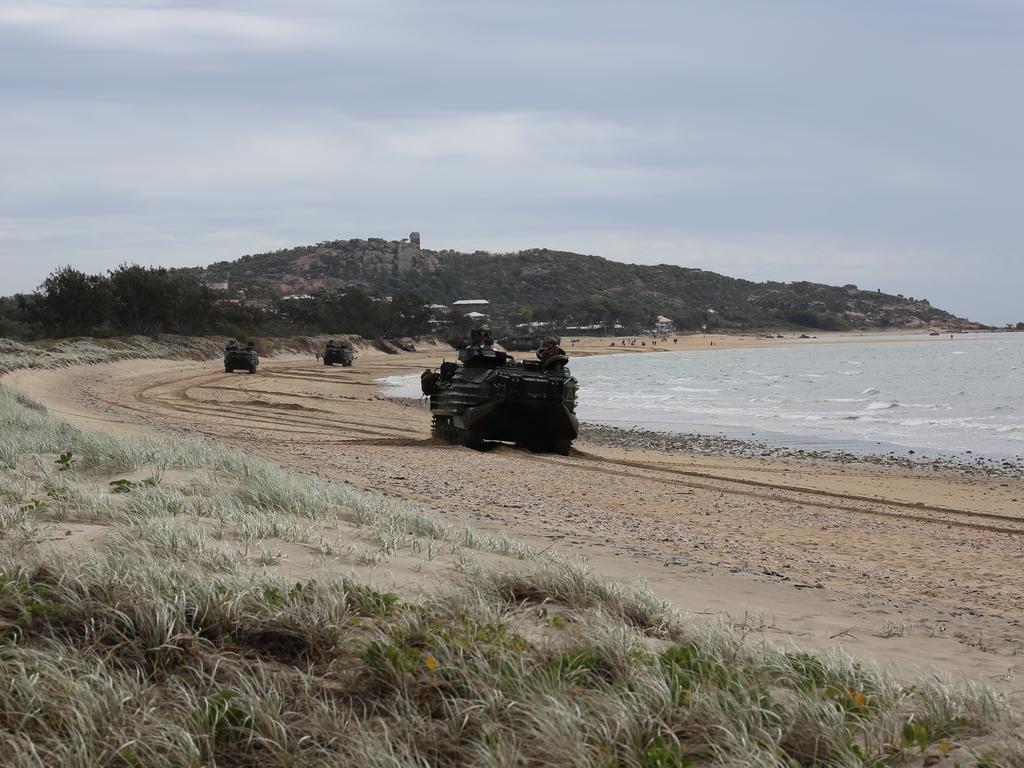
452,299 -> 490,308
655,315 -> 674,333
464,311 -> 488,319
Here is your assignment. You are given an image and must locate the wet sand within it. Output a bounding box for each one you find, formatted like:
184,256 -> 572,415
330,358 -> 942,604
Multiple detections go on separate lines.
7,336 -> 1024,693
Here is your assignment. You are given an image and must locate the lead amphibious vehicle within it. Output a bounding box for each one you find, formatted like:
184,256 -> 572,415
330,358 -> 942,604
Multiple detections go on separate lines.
421,344 -> 578,454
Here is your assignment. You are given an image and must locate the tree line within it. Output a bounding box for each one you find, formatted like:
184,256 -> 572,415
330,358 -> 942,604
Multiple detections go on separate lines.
0,265 -> 432,341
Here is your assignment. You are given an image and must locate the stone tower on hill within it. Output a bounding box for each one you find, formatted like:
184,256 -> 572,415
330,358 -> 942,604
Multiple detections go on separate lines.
397,231 -> 424,274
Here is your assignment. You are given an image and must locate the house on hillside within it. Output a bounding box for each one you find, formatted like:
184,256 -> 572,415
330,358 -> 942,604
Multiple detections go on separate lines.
655,315 -> 674,334
452,299 -> 491,322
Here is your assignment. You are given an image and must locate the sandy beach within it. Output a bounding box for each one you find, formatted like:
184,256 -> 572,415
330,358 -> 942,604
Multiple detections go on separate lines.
7,333 -> 1024,694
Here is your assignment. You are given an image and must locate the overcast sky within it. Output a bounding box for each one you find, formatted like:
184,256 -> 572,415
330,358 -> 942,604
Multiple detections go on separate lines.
1,1 -> 1021,324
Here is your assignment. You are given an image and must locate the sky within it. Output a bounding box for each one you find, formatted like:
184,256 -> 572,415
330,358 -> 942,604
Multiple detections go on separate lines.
1,0 -> 1021,324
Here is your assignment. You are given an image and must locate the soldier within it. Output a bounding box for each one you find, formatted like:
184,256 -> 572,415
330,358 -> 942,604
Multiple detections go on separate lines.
226,339 -> 239,351
420,367 -> 439,395
537,338 -> 566,368
470,325 -> 493,347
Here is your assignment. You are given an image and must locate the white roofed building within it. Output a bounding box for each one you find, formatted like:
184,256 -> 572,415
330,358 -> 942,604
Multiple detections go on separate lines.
655,315 -> 674,333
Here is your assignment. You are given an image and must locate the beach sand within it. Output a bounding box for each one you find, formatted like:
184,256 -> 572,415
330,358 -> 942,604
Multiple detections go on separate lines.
8,333 -> 1024,692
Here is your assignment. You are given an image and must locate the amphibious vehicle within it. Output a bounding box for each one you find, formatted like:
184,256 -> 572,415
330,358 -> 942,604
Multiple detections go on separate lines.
324,340 -> 354,367
224,344 -> 259,374
421,343 -> 578,454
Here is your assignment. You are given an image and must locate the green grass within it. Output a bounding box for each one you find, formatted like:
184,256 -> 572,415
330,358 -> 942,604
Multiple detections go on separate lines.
0,382 -> 1021,766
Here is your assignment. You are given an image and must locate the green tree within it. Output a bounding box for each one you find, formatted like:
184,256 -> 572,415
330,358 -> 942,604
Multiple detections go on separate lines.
32,266 -> 112,336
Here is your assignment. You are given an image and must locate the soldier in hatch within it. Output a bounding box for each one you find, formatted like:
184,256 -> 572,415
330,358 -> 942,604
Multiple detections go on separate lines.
470,326 -> 493,347
537,338 -> 567,369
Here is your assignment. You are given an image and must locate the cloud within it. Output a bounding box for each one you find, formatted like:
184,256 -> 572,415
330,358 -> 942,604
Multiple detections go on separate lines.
0,1 -> 325,53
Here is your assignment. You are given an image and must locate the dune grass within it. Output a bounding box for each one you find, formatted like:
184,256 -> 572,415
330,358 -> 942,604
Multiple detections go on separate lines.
0,333 -> 377,377
0,383 -> 1022,766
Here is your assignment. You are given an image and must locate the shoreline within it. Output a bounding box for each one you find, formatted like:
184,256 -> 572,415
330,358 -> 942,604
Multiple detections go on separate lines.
578,423 -> 1024,476
560,327 -> 1017,358
383,330 -> 1024,476
384,395 -> 1024,477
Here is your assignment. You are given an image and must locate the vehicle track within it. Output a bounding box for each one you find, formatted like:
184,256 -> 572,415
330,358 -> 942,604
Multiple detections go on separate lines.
516,448 -> 1024,535
88,367 -> 420,444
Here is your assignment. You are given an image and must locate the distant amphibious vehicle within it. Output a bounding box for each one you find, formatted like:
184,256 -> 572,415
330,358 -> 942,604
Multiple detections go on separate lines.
224,342 -> 259,374
323,340 -> 354,367
421,337 -> 578,454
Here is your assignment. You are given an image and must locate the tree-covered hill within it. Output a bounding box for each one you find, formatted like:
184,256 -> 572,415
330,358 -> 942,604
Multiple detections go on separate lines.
192,237 -> 983,332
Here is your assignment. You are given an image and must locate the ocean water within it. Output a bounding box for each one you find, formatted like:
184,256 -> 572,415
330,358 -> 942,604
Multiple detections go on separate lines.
569,333 -> 1024,457
381,333 -> 1024,457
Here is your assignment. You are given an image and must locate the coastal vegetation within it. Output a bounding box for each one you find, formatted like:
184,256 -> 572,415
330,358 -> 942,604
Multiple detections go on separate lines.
0,265 -> 430,342
1,383 -> 1022,766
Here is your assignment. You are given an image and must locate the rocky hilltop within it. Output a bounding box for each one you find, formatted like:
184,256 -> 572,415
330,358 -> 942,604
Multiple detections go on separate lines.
195,234 -> 984,331
203,233 -> 437,296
